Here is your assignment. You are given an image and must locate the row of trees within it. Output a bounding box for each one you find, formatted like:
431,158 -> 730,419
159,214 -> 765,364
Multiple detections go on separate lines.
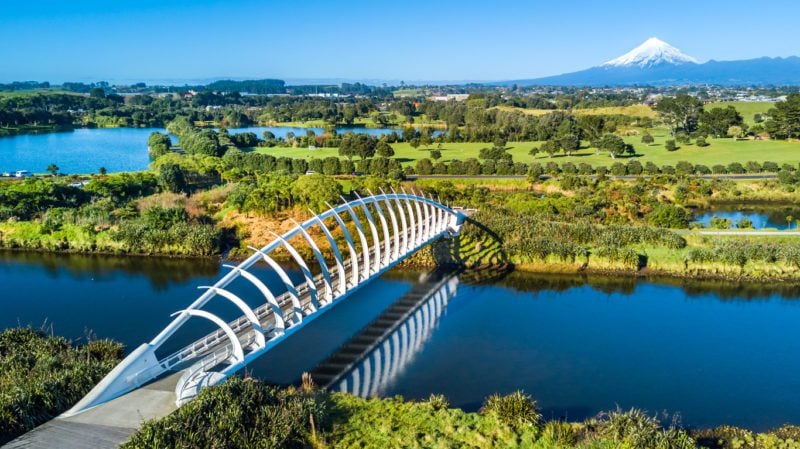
653,93 -> 800,141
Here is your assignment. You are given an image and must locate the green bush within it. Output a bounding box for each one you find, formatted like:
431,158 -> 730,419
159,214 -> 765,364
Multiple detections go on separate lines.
122,377 -> 328,449
541,421 -> 577,446
594,408 -> 695,449
646,204 -> 691,229
480,391 -> 542,430
425,394 -> 450,411
0,328 -> 123,444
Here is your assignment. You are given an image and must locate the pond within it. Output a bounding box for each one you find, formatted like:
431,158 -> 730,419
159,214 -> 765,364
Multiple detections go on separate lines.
0,126 -> 404,175
693,205 -> 800,230
2,250 -> 800,430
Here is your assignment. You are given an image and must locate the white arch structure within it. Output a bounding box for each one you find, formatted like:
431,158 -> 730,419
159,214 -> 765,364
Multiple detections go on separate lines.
66,192 -> 466,415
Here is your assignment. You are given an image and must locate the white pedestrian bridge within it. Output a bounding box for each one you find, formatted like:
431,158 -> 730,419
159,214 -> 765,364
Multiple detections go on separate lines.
2,190 -> 469,449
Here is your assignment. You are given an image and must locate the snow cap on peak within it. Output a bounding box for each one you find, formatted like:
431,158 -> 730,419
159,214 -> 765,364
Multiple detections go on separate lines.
603,37 -> 699,67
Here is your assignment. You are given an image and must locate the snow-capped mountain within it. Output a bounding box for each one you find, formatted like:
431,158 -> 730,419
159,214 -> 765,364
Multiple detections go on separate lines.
602,37 -> 699,67
500,38 -> 800,86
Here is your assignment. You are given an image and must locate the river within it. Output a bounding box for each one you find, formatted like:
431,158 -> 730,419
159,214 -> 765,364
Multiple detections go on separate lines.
0,126 -> 403,175
2,250 -> 800,430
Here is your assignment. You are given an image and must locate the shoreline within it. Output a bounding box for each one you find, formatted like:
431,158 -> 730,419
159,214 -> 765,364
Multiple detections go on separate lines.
6,243 -> 800,285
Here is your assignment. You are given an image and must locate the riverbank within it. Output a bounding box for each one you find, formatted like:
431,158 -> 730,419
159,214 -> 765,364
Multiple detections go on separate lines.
0,124 -> 73,137
119,375 -> 800,449
6,218 -> 800,284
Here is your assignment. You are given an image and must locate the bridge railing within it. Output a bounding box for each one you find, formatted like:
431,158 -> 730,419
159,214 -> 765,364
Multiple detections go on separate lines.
66,191 -> 467,416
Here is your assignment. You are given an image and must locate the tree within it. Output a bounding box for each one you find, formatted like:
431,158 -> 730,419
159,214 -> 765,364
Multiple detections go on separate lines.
158,163 -> 187,193
558,134 -> 580,156
596,134 -> 631,159
541,140 -> 560,158
700,106 -> 744,138
727,126 -> 745,139
415,158 -> 434,175
181,129 -> 223,156
166,116 -> 192,137
646,204 -> 690,228
641,133 -> 655,145
291,174 -> 343,212
339,132 -> 377,160
375,139 -> 395,158
479,146 -> 512,161
695,136 -> 709,147
46,163 -> 59,176
529,147 -> 540,158
430,149 -> 442,161
665,139 -> 678,151
148,132 -> 172,159
577,115 -> 606,142
654,94 -> 704,135
402,126 -> 418,142
764,93 -> 800,139
98,167 -> 107,175
89,87 -> 106,99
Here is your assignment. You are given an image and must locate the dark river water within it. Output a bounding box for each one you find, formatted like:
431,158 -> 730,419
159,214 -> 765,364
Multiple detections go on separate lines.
2,250 -> 800,430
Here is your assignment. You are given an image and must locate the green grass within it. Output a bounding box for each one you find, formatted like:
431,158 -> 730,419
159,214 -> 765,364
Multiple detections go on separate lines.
495,104 -> 658,118
393,88 -> 424,97
255,128 -> 800,168
706,101 -> 776,125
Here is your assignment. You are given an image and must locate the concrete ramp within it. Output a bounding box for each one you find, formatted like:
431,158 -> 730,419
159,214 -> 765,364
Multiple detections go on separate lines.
2,372 -> 180,449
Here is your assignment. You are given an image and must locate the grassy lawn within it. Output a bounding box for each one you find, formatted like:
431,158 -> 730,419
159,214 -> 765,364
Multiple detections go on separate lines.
706,101 -> 775,125
494,104 -> 658,118
255,128 -> 800,167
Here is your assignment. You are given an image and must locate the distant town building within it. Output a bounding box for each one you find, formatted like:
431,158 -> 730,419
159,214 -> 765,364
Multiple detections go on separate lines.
428,94 -> 469,102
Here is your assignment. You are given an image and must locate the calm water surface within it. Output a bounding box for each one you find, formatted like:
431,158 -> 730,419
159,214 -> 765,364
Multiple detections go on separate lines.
693,205 -> 800,229
2,251 -> 800,430
0,126 -> 402,174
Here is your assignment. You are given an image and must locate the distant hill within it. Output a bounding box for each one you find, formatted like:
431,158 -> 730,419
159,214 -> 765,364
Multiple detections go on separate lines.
504,38 -> 800,86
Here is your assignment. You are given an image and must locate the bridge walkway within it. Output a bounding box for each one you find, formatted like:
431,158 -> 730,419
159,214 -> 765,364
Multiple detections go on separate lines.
2,372 -> 181,449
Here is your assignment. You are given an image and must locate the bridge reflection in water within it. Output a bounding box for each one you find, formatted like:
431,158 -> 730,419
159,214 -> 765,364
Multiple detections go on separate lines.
309,269 -> 460,397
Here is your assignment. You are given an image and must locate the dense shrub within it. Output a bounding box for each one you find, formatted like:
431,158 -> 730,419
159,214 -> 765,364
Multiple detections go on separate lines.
646,204 -> 691,229
122,377 -> 328,449
593,408 -> 695,449
0,328 -> 123,444
480,391 -> 542,431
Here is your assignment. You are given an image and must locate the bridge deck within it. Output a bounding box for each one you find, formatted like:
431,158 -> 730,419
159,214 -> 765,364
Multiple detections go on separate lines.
2,372 -> 181,449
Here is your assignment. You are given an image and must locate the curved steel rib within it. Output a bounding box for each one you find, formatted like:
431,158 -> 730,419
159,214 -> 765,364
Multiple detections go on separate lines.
66,192 -> 468,415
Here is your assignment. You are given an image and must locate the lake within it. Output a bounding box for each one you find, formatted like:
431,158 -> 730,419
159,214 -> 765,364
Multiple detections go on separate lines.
2,250 -> 800,430
693,205 -> 800,229
0,126 -> 403,175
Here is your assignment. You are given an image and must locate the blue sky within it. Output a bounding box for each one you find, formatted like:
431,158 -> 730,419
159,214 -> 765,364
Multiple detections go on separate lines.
2,0 -> 799,84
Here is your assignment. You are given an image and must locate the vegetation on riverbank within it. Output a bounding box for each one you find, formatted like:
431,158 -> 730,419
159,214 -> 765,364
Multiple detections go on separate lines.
121,375 -> 800,449
0,174 -> 224,256
0,328 -> 123,444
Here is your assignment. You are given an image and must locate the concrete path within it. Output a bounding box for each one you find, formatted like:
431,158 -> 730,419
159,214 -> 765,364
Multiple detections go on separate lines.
2,372 -> 180,449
